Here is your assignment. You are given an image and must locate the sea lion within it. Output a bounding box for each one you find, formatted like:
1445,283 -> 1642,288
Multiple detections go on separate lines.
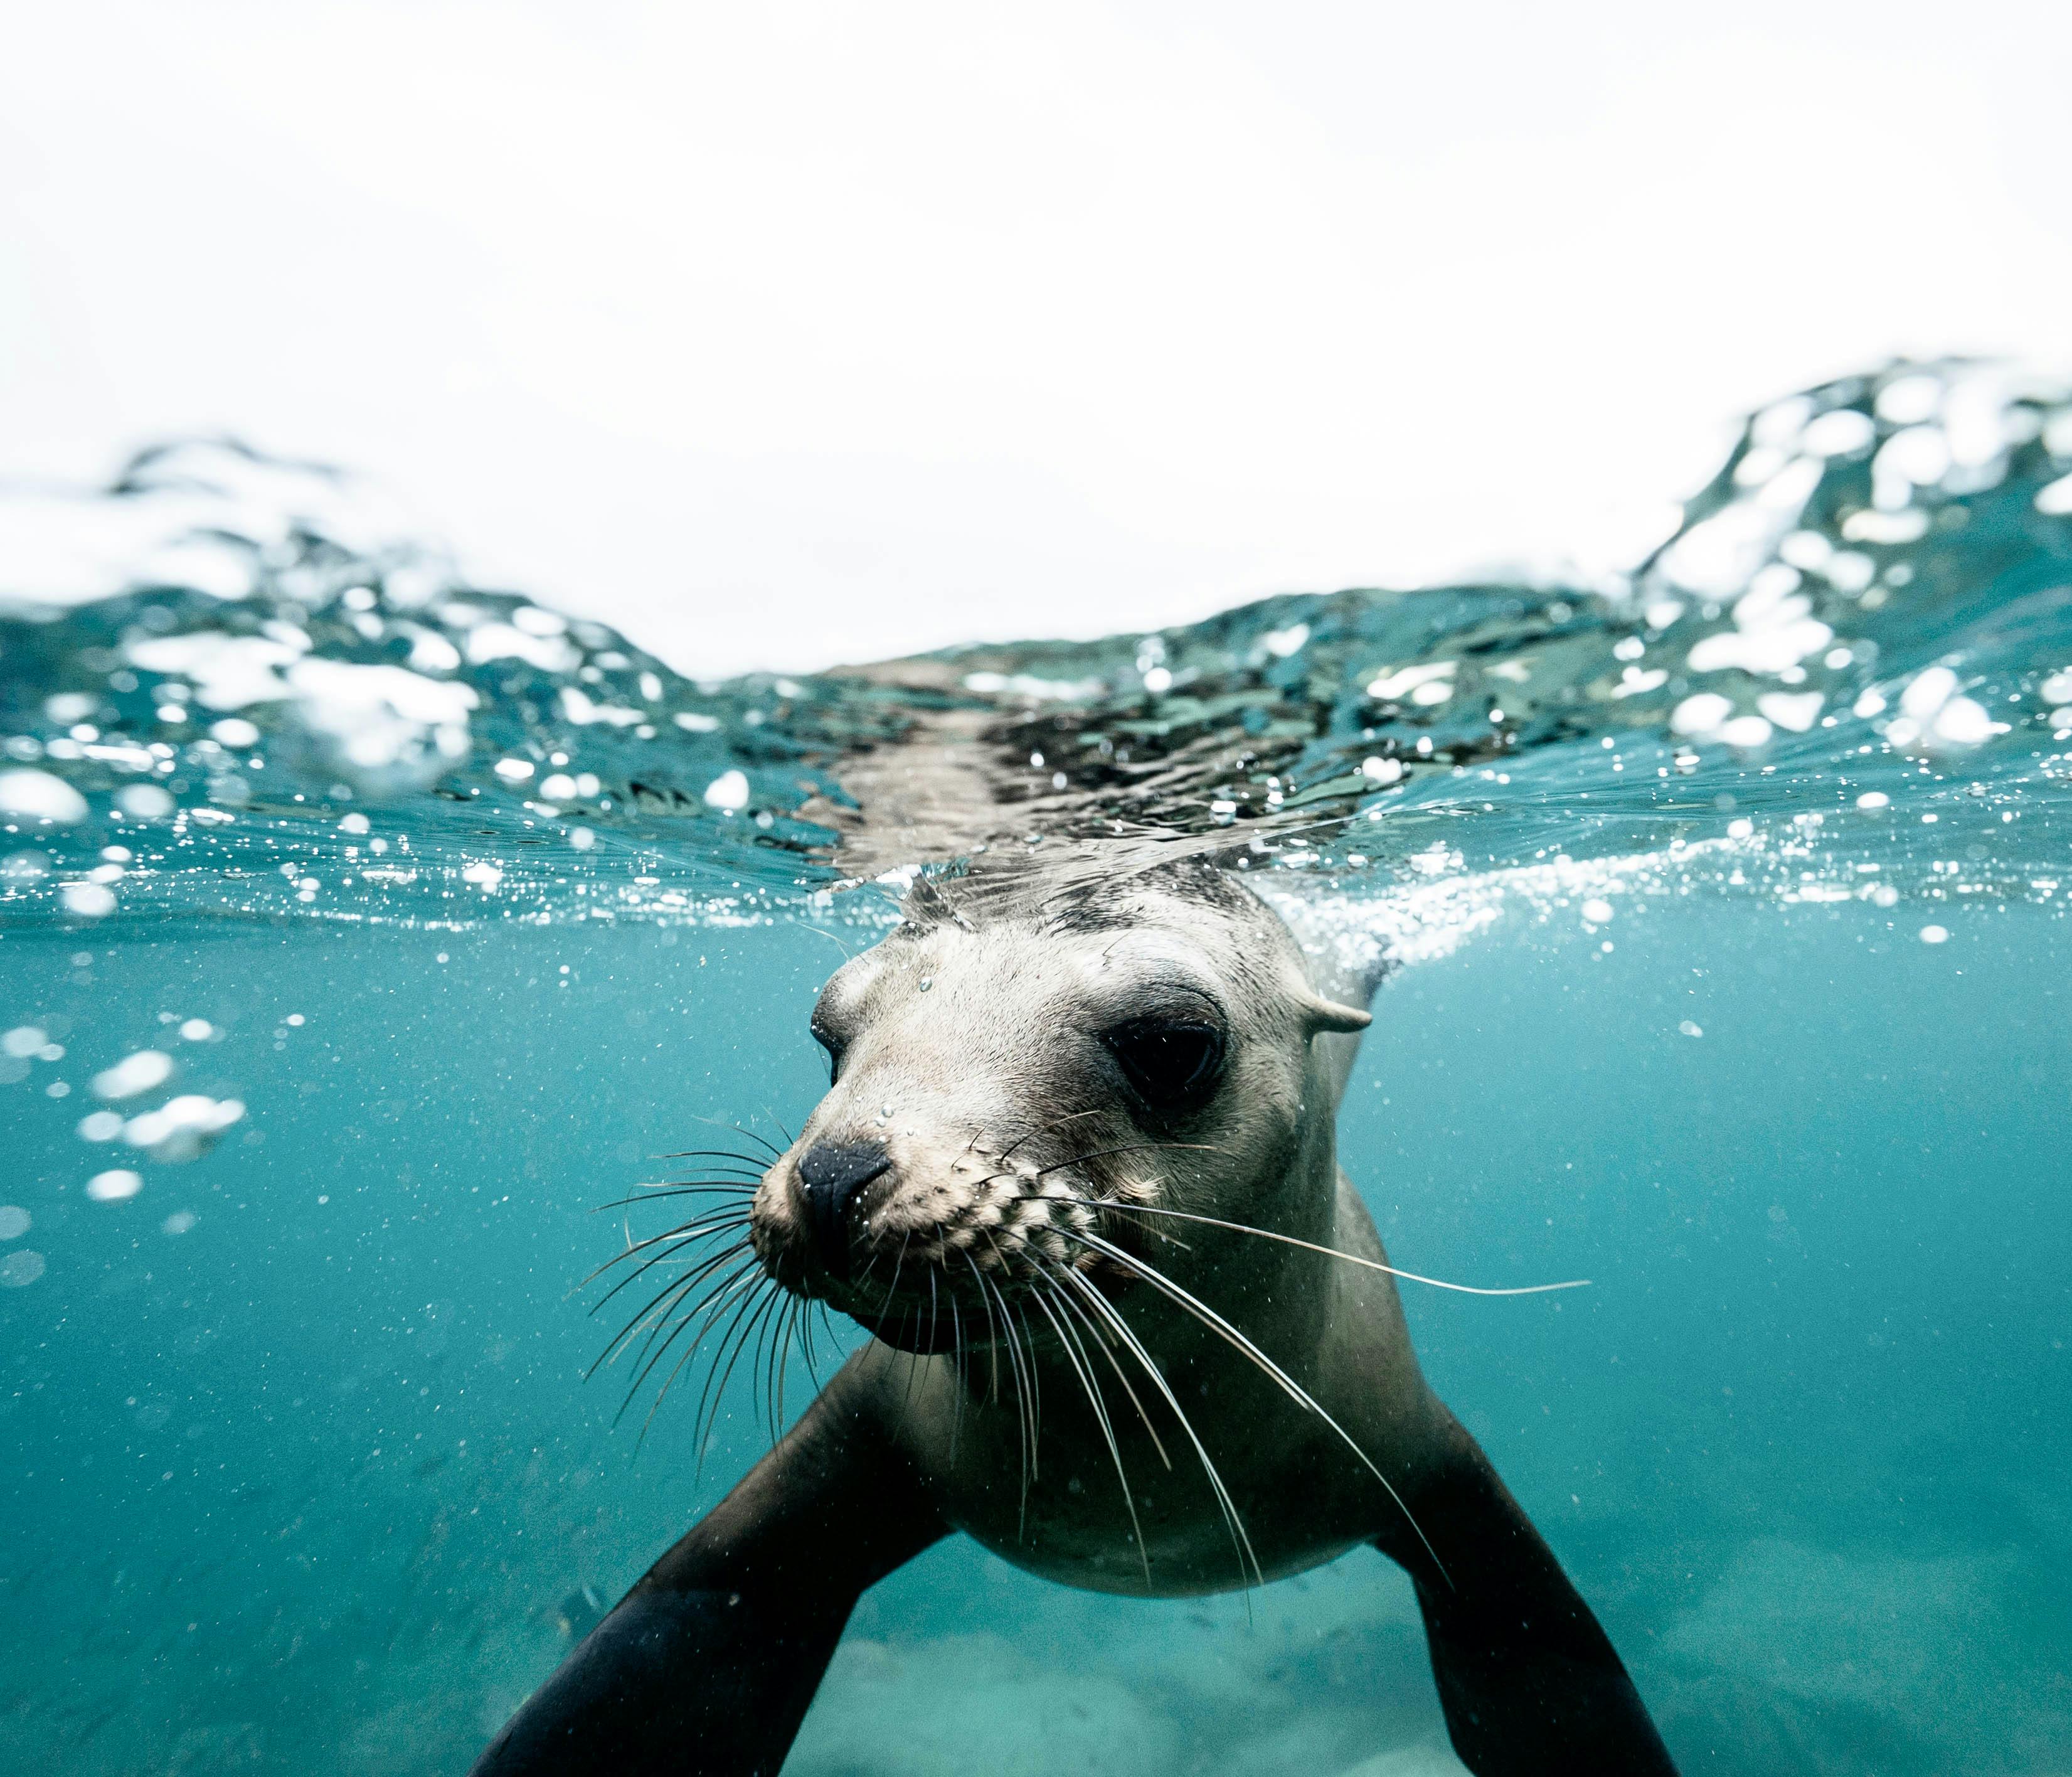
470,857 -> 1677,1776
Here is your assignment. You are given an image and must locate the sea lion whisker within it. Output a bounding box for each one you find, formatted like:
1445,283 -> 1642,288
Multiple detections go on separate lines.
590,1205 -> 750,1268
1046,1197 -> 1591,1298
676,1115 -> 785,1160
962,1252 -> 1005,1404
589,1184 -> 757,1214
1031,1141 -> 1220,1178
654,1161 -> 770,1177
998,1108 -> 1104,1164
766,1296 -> 797,1448
624,1247 -> 762,1367
607,1252 -> 758,1385
980,1269 -> 1037,1531
586,1208 -> 748,1280
784,1296 -> 815,1427
762,1301 -> 785,1444
1059,1226 -> 1449,1589
606,1271 -> 712,1375
709,1281 -> 786,1456
655,1147 -> 780,1168
656,1162 -> 771,1178
588,1241 -> 752,1373
639,1173 -> 763,1190
627,1272 -> 762,1449
981,1269 -> 1026,1455
945,1289 -> 968,1463
651,1168 -> 769,1185
1027,1276 -> 1152,1591
743,1296 -> 775,1447
762,1294 -> 791,1451
797,1298 -> 822,1383
1012,1292 -> 1042,1468
1009,1293 -> 1043,1498
600,1279 -> 701,1380
782,1298 -> 816,1419
800,1301 -> 840,1385
603,1260 -> 746,1384
1048,1259 -> 1262,1590
582,1214 -> 750,1305
903,1269 -> 939,1417
687,1279 -> 784,1469
1053,1228 -> 1313,1411
1029,1254 -> 1171,1471
610,1262 -> 758,1424
879,1285 -> 931,1451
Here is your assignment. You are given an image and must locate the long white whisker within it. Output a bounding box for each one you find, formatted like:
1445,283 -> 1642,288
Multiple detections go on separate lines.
1033,1195 -> 1589,1298
981,1268 -> 1037,1533
1049,1259 -> 1262,1591
1039,1258 -> 1171,1471
1060,1225 -> 1449,1588
1027,1278 -> 1152,1591
688,1278 -> 783,1466
620,1264 -> 761,1438
1011,1294 -> 1042,1467
962,1251 -> 1005,1404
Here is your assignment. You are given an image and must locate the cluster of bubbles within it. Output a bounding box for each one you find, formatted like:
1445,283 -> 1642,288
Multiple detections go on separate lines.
942,362 -> 2071,892
1,361 -> 2068,938
0,1006 -> 233,1288
0,440 -> 909,928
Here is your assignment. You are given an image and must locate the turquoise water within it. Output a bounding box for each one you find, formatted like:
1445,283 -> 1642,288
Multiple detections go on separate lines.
3,361 -> 2071,1772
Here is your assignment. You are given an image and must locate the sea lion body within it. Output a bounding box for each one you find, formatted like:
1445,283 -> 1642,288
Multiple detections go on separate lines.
755,862 -> 1431,1596
472,863 -> 1678,1775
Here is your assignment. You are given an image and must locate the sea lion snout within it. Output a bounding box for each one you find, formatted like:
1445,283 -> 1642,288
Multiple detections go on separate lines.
795,1140 -> 894,1279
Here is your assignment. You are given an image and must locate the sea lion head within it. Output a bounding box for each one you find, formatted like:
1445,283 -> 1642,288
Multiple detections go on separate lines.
749,857 -> 1369,1352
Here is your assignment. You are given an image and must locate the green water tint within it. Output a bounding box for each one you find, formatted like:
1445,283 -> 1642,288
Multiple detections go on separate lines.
2,905 -> 2066,1774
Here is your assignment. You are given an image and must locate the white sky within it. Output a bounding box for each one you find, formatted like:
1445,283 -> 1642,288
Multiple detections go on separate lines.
4,1 -> 2071,676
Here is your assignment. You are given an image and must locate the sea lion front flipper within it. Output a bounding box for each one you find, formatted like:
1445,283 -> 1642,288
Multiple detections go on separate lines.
469,1368 -> 947,1776
1376,1411 -> 1679,1777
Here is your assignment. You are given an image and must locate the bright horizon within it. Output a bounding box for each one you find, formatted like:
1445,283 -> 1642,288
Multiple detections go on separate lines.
6,1 -> 2071,675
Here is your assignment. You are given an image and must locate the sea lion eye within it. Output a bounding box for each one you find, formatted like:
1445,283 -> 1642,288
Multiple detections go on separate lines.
1102,1018 -> 1225,1114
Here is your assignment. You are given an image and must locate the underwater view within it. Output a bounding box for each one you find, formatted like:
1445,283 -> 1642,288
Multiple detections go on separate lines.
3,357 -> 2070,1773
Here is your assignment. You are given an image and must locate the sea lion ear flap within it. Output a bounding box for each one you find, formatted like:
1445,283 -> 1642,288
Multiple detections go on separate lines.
1298,992 -> 1372,1035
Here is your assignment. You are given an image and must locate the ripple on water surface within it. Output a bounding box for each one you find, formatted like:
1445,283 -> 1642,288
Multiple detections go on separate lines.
0,358 -> 2066,951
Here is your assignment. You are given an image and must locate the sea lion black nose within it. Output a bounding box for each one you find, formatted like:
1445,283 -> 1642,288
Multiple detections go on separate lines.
797,1140 -> 892,1279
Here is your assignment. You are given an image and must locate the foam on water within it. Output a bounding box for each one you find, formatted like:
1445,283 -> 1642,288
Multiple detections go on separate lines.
3,359 -> 2069,947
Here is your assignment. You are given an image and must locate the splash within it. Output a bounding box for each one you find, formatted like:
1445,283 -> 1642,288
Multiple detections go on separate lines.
2,361 -> 2069,948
